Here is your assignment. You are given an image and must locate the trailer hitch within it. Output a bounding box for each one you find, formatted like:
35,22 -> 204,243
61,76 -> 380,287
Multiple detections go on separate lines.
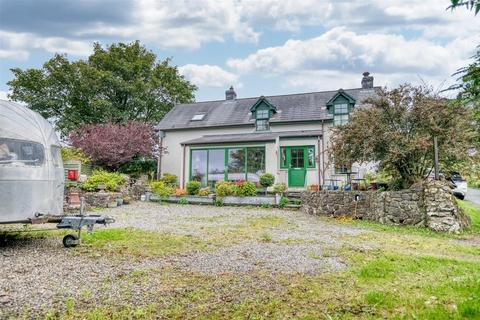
57,197 -> 115,248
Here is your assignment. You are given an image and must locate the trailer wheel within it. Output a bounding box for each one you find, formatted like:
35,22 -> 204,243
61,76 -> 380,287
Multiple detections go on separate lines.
63,234 -> 79,248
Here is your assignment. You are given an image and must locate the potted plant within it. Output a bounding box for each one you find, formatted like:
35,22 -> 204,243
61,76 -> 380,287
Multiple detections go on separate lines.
259,173 -> 275,195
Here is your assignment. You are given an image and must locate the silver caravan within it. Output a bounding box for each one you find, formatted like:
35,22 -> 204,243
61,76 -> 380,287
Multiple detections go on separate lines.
0,100 -> 64,224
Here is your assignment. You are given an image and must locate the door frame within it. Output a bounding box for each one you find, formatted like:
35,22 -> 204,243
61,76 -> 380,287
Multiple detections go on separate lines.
282,145 -> 315,188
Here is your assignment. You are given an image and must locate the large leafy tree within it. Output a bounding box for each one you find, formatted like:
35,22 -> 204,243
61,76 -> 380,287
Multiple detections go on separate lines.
451,46 -> 480,144
331,85 -> 475,188
8,41 -> 196,136
448,0 -> 480,15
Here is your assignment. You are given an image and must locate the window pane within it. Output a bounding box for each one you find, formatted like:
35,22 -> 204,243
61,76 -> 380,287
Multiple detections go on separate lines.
191,150 -> 208,186
307,146 -> 315,167
0,138 -> 44,166
334,114 -> 349,126
247,147 -> 265,183
50,145 -> 62,167
256,119 -> 269,131
256,109 -> 269,119
208,149 -> 225,187
228,148 -> 245,182
334,103 -> 348,114
280,147 -> 287,168
290,148 -> 305,168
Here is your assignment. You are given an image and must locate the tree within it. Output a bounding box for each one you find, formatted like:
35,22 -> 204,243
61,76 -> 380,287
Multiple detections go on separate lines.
450,46 -> 480,145
448,0 -> 480,15
70,121 -> 155,170
331,85 -> 475,189
8,41 -> 197,136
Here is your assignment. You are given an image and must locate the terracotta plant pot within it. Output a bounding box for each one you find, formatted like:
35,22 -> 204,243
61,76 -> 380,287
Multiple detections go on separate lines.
309,184 -> 319,192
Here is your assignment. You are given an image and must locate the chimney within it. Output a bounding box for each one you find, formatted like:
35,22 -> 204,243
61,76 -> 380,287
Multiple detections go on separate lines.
225,85 -> 236,100
361,72 -> 374,89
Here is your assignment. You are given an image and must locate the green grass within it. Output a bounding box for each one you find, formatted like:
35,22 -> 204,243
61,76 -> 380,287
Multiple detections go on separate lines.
458,200 -> 480,233
9,205 -> 480,319
80,228 -> 208,257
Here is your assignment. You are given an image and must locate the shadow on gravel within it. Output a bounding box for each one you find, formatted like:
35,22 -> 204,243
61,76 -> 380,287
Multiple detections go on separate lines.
0,231 -> 50,249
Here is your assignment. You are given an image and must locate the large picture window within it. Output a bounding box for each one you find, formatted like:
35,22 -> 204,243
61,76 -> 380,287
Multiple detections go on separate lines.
190,147 -> 266,186
227,148 -> 245,181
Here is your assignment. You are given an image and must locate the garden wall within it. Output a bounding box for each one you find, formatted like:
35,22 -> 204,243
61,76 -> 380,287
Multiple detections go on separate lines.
301,180 -> 471,233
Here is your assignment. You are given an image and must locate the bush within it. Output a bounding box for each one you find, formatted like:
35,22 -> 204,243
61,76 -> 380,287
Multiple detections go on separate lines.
174,188 -> 186,196
278,196 -> 289,208
273,183 -> 287,195
198,187 -> 210,197
70,121 -> 155,170
178,197 -> 189,205
61,147 -> 90,165
160,173 -> 178,187
215,181 -> 235,197
80,170 -> 127,192
260,173 -> 275,188
186,180 -> 202,195
234,181 -> 257,197
118,157 -> 157,179
150,181 -> 174,197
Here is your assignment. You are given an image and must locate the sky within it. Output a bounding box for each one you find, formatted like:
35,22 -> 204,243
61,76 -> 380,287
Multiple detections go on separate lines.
0,0 -> 478,102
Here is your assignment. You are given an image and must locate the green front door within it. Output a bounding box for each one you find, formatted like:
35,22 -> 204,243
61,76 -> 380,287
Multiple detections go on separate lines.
288,147 -> 306,188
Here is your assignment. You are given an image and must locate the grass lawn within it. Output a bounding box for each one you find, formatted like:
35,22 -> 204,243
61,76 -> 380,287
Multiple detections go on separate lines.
10,202 -> 480,319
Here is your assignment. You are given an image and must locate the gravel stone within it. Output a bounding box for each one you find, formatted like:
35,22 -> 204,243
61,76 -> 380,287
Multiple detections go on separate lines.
0,201 -> 366,317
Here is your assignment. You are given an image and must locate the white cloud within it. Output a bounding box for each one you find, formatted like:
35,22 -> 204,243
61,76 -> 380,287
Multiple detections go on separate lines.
0,90 -> 10,101
77,0 -> 259,50
179,64 -> 239,88
227,27 -> 477,90
0,31 -> 92,60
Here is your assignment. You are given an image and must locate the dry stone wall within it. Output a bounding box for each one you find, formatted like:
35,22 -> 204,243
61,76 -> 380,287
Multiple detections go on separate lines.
301,181 -> 471,233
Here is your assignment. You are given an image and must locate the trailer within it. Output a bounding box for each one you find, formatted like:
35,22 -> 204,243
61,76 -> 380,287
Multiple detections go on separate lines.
0,100 -> 113,246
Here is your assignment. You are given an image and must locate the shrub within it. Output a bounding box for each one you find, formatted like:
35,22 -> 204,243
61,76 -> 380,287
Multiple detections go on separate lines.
214,198 -> 223,206
70,121 -> 155,170
260,173 -> 275,188
150,181 -> 174,197
197,187 -> 210,197
160,173 -> 178,187
80,170 -> 127,192
234,181 -> 257,197
118,157 -> 157,179
278,196 -> 289,208
61,147 -> 90,165
186,180 -> 202,195
215,181 -> 235,197
174,188 -> 186,196
178,197 -> 189,205
273,183 -> 287,195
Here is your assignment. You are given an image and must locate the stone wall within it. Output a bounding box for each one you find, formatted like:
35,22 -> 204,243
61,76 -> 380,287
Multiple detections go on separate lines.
301,180 -> 471,233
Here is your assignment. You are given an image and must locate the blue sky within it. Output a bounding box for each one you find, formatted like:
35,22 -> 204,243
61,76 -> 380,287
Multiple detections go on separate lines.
0,0 -> 478,102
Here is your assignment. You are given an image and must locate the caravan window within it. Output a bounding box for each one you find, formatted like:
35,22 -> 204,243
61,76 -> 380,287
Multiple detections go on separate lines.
0,138 -> 44,166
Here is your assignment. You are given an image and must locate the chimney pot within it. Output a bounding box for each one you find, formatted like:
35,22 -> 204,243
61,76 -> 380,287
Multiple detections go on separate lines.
361,71 -> 374,89
225,85 -> 236,100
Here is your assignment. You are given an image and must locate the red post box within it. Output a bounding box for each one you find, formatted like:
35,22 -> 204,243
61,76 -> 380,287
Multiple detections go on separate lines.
67,169 -> 79,181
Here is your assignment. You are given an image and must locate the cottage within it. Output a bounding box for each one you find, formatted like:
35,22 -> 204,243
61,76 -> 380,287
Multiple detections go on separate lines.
156,72 -> 379,190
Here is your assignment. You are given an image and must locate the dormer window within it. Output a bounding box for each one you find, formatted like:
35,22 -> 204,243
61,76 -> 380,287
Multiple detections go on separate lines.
333,103 -> 349,126
326,89 -> 356,126
250,96 -> 277,132
191,114 -> 206,121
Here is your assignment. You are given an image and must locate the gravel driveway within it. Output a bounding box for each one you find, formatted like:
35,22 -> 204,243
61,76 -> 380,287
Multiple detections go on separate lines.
0,202 -> 365,317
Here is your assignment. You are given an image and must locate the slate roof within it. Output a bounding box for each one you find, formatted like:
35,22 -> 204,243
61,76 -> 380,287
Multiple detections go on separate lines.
181,130 -> 324,145
158,87 -> 379,131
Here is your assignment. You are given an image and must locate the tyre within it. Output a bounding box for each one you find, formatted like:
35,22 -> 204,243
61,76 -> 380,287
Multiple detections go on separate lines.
63,234 -> 79,248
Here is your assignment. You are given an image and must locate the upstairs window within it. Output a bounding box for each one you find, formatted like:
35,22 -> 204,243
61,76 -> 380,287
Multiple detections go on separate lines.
256,109 -> 269,119
333,103 -> 349,126
256,119 -> 269,131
